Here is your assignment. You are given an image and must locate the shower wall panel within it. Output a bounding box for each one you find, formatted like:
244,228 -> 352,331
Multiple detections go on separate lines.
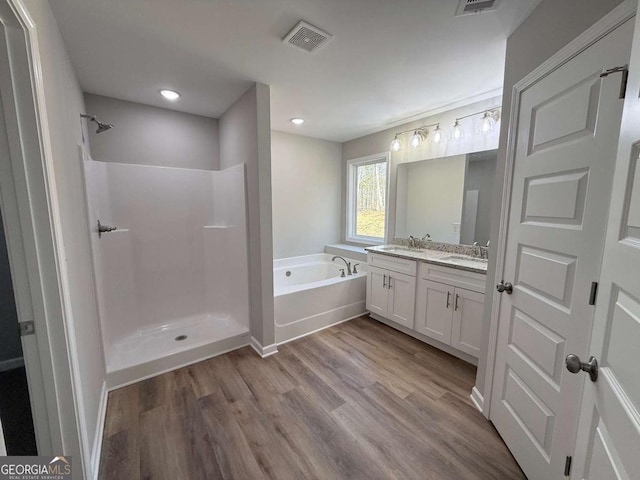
84,160 -> 249,352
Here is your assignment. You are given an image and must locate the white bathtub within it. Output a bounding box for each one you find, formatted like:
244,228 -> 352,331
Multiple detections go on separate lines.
274,253 -> 367,344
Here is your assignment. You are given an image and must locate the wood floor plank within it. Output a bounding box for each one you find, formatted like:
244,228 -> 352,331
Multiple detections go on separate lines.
99,315 -> 525,480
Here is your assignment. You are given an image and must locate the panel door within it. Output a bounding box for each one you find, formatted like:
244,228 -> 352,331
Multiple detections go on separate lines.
366,266 -> 389,317
414,279 -> 452,343
571,8 -> 640,479
490,20 -> 633,480
451,288 -> 484,357
387,271 -> 416,328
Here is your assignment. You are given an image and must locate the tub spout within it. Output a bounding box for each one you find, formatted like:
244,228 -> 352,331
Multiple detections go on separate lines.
332,255 -> 352,275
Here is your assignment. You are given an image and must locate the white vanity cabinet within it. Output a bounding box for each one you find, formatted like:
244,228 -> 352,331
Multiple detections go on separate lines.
366,254 -> 416,329
414,262 -> 485,358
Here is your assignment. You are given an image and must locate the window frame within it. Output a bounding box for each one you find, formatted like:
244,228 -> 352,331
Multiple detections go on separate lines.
345,152 -> 390,245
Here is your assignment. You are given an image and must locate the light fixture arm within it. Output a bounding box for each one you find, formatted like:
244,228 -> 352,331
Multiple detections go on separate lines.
393,122 -> 440,137
455,107 -> 501,123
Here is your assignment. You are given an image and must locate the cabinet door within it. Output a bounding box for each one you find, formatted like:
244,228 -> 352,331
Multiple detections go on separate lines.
414,279 -> 452,343
366,266 -> 389,317
450,288 -> 484,357
387,272 -> 416,328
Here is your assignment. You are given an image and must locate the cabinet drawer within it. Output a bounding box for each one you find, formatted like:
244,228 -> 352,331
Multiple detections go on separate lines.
418,262 -> 486,293
367,253 -> 417,276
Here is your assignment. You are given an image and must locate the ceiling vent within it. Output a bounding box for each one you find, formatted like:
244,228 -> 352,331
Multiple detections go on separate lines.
456,0 -> 501,16
283,21 -> 334,54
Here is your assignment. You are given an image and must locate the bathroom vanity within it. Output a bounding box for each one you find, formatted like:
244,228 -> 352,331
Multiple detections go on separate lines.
366,245 -> 487,365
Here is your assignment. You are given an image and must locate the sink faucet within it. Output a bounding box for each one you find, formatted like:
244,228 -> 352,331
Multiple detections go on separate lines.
408,235 -> 417,248
332,255 -> 352,275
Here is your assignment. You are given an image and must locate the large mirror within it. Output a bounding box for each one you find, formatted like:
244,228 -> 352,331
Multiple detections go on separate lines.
395,149 -> 497,246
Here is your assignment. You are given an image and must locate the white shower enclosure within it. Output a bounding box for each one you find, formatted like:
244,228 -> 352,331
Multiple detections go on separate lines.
83,157 -> 250,386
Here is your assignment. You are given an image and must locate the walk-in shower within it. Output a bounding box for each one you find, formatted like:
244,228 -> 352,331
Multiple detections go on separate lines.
81,154 -> 250,387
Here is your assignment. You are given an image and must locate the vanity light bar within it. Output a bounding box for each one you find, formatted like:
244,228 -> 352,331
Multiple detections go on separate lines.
389,106 -> 501,151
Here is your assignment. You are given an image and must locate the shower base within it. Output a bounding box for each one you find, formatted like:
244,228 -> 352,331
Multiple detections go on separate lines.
105,314 -> 249,388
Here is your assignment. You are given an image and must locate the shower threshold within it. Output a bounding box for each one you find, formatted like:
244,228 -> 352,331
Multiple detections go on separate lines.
105,314 -> 249,388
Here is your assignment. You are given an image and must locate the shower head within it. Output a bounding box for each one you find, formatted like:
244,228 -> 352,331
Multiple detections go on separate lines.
95,121 -> 114,134
80,113 -> 114,134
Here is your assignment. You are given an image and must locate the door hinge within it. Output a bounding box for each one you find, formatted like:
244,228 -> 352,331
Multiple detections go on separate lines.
589,282 -> 599,306
19,320 -> 35,336
600,65 -> 629,99
564,455 -> 572,477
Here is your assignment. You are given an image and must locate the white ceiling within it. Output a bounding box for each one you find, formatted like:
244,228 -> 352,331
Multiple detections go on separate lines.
50,0 -> 541,143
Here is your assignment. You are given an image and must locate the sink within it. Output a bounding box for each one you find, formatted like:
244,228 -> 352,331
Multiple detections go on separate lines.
440,255 -> 488,264
378,246 -> 419,253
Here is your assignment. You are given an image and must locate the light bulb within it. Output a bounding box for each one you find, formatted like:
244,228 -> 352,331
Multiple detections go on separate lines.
452,120 -> 464,140
160,89 -> 180,100
410,130 -> 425,148
479,111 -> 496,134
432,125 -> 444,144
390,135 -> 402,152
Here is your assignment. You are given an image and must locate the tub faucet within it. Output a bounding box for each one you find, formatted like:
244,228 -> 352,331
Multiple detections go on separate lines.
332,255 -> 352,275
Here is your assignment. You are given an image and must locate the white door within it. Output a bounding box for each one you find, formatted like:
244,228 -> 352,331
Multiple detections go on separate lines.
490,20 -> 633,480
570,8 -> 640,479
415,279 -> 452,343
451,288 -> 483,357
366,266 -> 389,317
387,271 -> 416,328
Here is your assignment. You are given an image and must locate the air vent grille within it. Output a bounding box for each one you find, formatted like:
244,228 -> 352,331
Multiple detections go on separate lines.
283,21 -> 334,54
456,0 -> 500,16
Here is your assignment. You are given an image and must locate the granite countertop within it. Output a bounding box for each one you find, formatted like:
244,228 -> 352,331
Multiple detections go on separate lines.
366,244 -> 488,274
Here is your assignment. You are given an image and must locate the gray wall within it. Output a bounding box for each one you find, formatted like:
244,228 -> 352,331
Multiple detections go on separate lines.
461,151 -> 497,246
84,93 -> 219,170
0,211 -> 22,363
271,131 -> 342,259
475,0 -> 625,405
20,0 -> 108,470
219,83 -> 275,348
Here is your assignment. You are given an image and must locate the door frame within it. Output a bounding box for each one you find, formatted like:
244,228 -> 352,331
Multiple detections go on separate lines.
479,0 -> 638,418
0,0 -> 84,469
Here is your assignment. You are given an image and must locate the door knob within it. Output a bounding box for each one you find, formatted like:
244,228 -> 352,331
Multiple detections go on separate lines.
496,281 -> 513,294
566,354 -> 598,382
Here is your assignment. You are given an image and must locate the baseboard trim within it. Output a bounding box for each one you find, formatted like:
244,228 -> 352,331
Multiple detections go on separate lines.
470,386 -> 486,416
90,381 -> 108,479
0,357 -> 24,372
250,337 -> 278,358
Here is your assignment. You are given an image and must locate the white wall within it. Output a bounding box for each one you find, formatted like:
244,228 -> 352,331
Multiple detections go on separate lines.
396,155 -> 466,243
0,211 -> 22,364
219,83 -> 275,348
21,0 -> 106,472
84,93 -> 220,170
475,0 -> 625,405
271,131 -> 342,259
341,97 -> 501,244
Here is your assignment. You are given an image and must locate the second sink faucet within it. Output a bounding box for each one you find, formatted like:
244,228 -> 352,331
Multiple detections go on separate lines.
332,255 -> 352,275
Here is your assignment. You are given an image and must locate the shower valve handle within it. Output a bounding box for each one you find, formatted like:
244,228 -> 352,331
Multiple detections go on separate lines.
97,220 -> 117,238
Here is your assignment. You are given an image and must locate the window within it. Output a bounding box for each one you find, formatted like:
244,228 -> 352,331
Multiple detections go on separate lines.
346,153 -> 389,244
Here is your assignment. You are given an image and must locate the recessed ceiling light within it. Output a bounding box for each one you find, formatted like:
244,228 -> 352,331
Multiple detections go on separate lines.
291,118 -> 304,125
160,89 -> 180,101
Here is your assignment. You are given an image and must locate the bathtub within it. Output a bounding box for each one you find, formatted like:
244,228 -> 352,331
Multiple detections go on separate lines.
274,253 -> 367,344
